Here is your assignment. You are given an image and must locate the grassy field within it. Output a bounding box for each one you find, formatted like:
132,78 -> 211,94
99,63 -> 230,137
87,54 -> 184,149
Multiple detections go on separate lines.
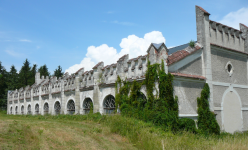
0,111 -> 248,150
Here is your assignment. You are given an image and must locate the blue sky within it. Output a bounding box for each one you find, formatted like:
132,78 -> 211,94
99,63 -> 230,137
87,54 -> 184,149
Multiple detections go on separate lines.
1,0 -> 248,74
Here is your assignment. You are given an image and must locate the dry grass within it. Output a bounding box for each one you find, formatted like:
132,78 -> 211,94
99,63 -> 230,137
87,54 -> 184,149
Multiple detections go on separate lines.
0,112 -> 248,150
0,115 -> 136,150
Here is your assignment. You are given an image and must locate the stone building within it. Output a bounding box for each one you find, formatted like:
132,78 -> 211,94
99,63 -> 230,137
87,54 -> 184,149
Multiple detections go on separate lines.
7,6 -> 248,133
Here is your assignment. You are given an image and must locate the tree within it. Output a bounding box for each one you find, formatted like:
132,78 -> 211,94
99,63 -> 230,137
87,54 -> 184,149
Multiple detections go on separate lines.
197,83 -> 220,135
18,59 -> 31,88
7,65 -> 19,90
53,65 -> 63,78
0,61 -> 8,109
38,65 -> 50,78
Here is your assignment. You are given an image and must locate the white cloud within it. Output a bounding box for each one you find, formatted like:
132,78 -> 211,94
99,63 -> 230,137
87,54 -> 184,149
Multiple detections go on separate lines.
19,39 -> 31,42
65,31 -> 166,74
36,46 -> 41,49
219,7 -> 248,30
5,50 -> 24,57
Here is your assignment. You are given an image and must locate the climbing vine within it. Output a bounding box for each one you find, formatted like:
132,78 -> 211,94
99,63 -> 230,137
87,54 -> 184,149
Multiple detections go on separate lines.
115,60 -> 179,132
115,60 -> 220,134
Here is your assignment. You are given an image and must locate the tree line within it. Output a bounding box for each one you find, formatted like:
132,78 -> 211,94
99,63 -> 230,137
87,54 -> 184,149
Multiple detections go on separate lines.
0,59 -> 64,109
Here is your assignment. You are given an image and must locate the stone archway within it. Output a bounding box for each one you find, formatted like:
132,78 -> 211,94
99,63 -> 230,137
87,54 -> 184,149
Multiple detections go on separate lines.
21,105 -> 24,115
35,104 -> 39,115
15,106 -> 18,115
83,98 -> 93,114
222,90 -> 242,133
67,100 -> 75,115
44,103 -> 49,115
54,101 -> 61,115
103,95 -> 115,114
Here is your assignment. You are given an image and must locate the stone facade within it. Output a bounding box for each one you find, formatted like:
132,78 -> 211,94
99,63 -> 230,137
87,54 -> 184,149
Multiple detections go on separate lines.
7,6 -> 248,133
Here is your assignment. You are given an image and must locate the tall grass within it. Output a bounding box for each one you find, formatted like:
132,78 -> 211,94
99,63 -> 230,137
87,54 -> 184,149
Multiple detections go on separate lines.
2,113 -> 248,149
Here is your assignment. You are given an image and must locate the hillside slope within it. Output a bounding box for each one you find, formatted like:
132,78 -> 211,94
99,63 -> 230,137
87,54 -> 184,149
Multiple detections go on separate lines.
1,112 -> 248,150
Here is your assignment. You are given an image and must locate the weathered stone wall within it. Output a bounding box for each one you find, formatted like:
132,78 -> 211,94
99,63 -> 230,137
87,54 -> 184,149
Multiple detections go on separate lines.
212,85 -> 227,107
173,79 -> 205,115
178,57 -> 202,76
211,47 -> 247,84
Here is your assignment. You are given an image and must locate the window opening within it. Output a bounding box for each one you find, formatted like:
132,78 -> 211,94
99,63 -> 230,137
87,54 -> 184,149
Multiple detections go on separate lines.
67,100 -> 75,115
103,95 -> 115,114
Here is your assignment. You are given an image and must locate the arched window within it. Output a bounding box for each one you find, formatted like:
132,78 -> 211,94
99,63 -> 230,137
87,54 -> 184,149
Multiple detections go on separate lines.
15,106 -> 18,115
21,105 -> 24,115
44,103 -> 49,115
137,92 -> 147,108
67,100 -> 75,115
27,105 -> 31,115
35,104 -> 39,115
83,98 -> 93,114
10,107 -> 12,114
54,101 -> 61,115
103,95 -> 115,114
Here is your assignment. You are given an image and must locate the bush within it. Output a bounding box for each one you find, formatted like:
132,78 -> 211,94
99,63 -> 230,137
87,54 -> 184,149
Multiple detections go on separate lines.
189,40 -> 195,48
197,83 -> 220,135
178,118 -> 197,133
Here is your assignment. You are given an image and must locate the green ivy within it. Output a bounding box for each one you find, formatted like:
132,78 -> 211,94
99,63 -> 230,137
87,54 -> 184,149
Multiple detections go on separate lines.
115,60 -> 179,132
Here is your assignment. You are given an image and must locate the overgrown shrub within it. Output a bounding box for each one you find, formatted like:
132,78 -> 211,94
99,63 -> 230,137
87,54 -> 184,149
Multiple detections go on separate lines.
178,118 -> 197,133
197,83 -> 220,135
115,60 -> 179,132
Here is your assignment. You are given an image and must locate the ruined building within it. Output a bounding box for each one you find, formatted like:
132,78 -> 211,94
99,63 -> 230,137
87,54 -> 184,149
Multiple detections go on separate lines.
7,6 -> 248,133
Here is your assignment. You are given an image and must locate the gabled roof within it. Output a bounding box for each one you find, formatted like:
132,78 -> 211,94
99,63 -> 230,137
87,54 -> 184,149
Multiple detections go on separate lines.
167,43 -> 202,66
168,41 -> 197,55
146,43 -> 167,53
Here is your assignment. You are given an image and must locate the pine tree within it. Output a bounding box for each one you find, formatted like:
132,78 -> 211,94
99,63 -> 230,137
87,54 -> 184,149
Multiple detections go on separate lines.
53,65 -> 63,78
38,64 -> 50,78
197,83 -> 220,135
0,62 -> 8,109
18,59 -> 31,87
7,65 -> 19,90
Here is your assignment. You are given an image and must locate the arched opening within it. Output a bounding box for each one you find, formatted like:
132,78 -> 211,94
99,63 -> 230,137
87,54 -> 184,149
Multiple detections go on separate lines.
83,98 -> 93,114
44,103 -> 49,115
103,95 -> 115,114
35,104 -> 39,115
10,107 -> 12,114
54,101 -> 61,115
27,105 -> 31,115
223,91 -> 242,133
15,106 -> 18,115
21,105 -> 24,115
137,92 -> 147,108
67,100 -> 75,115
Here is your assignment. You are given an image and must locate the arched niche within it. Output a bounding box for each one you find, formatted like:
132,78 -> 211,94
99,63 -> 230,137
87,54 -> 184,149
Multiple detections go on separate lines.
103,95 -> 115,114
83,98 -> 93,114
44,103 -> 49,115
54,101 -> 61,115
67,100 -> 75,115
222,88 -> 243,133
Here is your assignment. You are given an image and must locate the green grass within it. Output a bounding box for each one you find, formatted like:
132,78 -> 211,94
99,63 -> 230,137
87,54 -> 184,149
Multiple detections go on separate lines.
0,111 -> 248,149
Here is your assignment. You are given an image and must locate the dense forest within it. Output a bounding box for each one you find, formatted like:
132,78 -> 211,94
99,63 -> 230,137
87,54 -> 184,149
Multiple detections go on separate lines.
0,59 -> 64,110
